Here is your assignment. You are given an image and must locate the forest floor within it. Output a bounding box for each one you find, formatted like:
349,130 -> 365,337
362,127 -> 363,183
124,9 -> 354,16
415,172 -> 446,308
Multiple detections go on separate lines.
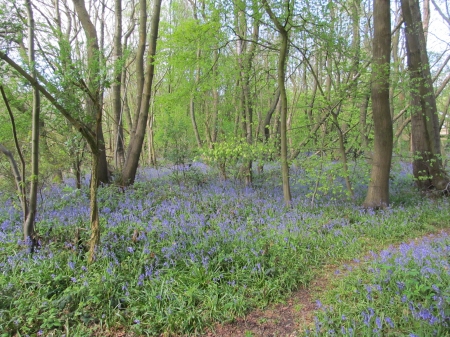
3,164 -> 450,337
203,228 -> 450,337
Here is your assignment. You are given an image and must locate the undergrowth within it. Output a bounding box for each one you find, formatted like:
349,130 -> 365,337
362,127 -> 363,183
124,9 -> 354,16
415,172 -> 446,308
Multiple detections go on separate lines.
308,234 -> 450,336
0,161 -> 449,336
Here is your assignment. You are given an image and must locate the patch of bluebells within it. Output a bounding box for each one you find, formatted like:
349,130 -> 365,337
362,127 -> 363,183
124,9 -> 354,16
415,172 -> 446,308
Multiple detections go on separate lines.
308,234 -> 450,336
0,162 -> 449,335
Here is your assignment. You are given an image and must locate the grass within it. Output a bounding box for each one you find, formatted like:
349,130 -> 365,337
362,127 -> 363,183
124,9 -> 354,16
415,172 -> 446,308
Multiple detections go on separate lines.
0,161 -> 449,336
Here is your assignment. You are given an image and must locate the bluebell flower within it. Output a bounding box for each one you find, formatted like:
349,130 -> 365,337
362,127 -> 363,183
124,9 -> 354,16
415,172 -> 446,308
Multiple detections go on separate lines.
385,316 -> 394,328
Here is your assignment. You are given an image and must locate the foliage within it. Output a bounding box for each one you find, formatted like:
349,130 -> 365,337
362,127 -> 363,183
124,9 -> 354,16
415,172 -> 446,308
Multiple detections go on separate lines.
294,153 -> 361,206
201,137 -> 277,179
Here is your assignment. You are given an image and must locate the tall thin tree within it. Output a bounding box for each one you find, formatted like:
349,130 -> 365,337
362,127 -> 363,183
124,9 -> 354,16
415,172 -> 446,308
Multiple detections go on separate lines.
363,0 -> 393,208
262,0 -> 292,205
23,0 -> 40,252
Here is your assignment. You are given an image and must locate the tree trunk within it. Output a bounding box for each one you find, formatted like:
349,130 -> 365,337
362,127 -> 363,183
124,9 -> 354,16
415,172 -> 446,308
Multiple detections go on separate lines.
72,0 -> 104,261
332,113 -> 354,198
363,0 -> 393,208
235,0 -> 259,186
401,0 -> 449,190
190,96 -> 202,148
121,0 -> 162,185
211,49 -> 219,144
1,86 -> 28,219
359,92 -> 370,149
261,88 -> 280,142
23,0 -> 39,252
263,0 -> 292,205
147,111 -> 157,167
112,0 -> 125,169
131,0 -> 147,137
0,144 -> 26,211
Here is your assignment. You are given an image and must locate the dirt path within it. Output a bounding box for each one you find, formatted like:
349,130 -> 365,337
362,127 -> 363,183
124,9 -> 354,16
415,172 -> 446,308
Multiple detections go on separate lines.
203,228 -> 450,337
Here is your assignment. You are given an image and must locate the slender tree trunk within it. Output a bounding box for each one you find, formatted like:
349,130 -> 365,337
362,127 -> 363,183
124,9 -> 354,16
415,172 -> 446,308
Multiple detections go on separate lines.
279,39 -> 292,205
332,113 -> 354,198
211,49 -> 219,144
0,144 -> 23,196
131,0 -> 147,137
363,0 -> 393,208
235,0 -> 258,186
74,155 -> 82,189
263,0 -> 292,205
359,92 -> 370,149
190,94 -> 202,148
121,0 -> 162,185
72,0 -> 104,261
188,2 -> 203,149
261,88 -> 280,142
147,112 -> 157,167
113,0 -> 124,169
23,0 -> 39,252
1,86 -> 28,219
88,147 -> 100,263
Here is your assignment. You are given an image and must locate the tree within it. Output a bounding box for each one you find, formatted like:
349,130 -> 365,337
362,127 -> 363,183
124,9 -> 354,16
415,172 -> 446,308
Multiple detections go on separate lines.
112,0 -> 125,169
120,0 -> 162,185
22,0 -> 40,252
401,0 -> 449,191
0,0 -> 40,252
72,0 -> 109,262
262,0 -> 292,205
363,0 -> 393,208
234,0 -> 259,186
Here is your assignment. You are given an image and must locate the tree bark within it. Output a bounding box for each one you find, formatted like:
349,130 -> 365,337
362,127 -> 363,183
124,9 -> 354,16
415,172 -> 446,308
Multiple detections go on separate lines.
261,88 -> 280,142
0,144 -> 23,195
263,0 -> 292,205
363,0 -> 393,208
112,0 -> 125,169
23,0 -> 39,252
235,0 -> 259,186
0,86 -> 28,219
401,0 -> 449,190
72,0 -> 105,262
131,0 -> 147,137
121,0 -> 162,185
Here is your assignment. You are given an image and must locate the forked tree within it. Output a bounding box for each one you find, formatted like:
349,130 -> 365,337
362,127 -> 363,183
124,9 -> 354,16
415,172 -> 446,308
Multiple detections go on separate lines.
120,0 -> 162,186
